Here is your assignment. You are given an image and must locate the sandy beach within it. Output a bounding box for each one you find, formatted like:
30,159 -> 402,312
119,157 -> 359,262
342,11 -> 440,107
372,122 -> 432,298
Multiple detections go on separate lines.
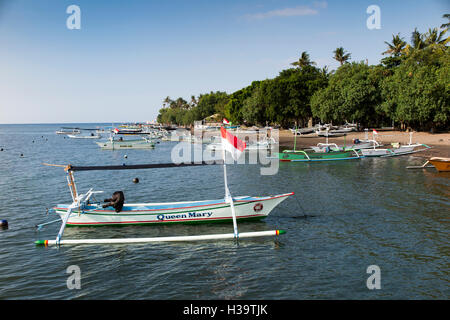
277,130 -> 450,158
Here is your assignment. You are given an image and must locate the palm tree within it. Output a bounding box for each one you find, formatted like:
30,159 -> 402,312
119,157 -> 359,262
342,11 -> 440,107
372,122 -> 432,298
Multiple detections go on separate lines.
291,51 -> 316,69
424,27 -> 447,46
163,96 -> 172,108
411,28 -> 425,49
333,47 -> 351,65
441,13 -> 450,29
402,28 -> 425,56
383,33 -> 406,56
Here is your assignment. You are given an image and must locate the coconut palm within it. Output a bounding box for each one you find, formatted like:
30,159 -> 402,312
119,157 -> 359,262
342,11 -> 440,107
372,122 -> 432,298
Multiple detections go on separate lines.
383,33 -> 407,56
333,47 -> 351,65
402,28 -> 425,55
424,27 -> 448,46
411,28 -> 425,49
163,96 -> 172,108
441,13 -> 450,29
291,51 -> 316,69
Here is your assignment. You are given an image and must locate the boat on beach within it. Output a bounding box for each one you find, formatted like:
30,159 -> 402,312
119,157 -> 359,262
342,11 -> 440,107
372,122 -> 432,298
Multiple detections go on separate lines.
316,128 -> 351,137
290,127 -> 316,135
206,137 -> 276,152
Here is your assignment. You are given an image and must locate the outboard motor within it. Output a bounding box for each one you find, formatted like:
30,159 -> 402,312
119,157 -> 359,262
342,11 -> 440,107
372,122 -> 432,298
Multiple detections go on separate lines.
103,191 -> 125,212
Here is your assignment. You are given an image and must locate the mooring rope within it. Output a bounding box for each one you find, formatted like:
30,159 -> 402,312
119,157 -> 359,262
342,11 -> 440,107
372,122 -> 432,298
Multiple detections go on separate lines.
293,194 -> 307,217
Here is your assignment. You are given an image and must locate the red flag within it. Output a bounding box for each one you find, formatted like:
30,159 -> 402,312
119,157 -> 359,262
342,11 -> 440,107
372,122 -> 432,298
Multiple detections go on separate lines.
220,127 -> 246,160
223,118 -> 230,125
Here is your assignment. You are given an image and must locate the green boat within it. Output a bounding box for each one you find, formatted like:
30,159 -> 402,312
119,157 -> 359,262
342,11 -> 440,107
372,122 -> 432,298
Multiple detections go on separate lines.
277,149 -> 363,162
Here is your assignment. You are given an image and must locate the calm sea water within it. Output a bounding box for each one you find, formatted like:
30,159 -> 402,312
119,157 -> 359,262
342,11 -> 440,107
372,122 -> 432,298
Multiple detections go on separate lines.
0,123 -> 448,300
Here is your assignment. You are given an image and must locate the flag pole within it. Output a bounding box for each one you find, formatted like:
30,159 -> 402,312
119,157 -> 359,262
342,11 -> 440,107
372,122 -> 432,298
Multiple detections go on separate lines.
293,121 -> 297,151
221,128 -> 239,239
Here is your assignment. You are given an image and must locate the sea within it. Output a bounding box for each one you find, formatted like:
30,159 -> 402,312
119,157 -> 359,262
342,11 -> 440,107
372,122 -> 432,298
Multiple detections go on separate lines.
0,123 -> 448,299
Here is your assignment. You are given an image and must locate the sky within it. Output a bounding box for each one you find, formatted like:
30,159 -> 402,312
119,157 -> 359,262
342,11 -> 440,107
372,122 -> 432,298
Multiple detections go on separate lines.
0,0 -> 448,124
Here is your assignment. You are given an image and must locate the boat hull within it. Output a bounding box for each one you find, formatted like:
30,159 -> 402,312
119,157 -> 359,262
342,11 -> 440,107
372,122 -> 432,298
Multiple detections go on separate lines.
53,193 -> 293,226
429,157 -> 450,172
277,150 -> 361,162
310,141 -> 377,152
360,146 -> 415,157
96,140 -> 155,150
68,135 -> 101,139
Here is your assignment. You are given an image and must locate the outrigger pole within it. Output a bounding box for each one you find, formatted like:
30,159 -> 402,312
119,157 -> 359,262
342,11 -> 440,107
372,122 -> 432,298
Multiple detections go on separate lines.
36,230 -> 286,246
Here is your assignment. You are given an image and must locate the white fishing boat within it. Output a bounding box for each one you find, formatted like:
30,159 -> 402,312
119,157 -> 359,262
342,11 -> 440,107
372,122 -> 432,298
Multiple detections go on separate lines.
50,192 -> 292,227
56,128 -> 80,135
68,134 -> 101,139
359,144 -> 425,157
316,128 -> 352,137
310,137 -> 380,152
289,127 -> 316,135
206,137 -> 276,152
36,127 -> 291,246
96,137 -> 155,150
359,133 -> 430,157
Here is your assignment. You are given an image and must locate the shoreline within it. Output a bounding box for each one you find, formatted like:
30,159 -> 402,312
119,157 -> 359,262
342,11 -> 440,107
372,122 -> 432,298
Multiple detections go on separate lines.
277,130 -> 450,159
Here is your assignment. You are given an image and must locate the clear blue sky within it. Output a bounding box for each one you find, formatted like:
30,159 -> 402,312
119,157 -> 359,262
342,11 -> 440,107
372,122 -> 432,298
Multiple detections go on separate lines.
0,0 -> 448,124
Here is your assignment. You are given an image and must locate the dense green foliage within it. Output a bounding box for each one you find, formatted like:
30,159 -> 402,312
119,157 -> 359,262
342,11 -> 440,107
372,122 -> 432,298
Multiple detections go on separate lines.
157,17 -> 449,130
381,46 -> 449,130
157,92 -> 229,126
311,62 -> 385,127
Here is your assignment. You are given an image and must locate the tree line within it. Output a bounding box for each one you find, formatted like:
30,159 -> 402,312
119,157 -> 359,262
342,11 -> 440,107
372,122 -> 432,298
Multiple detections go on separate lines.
157,15 -> 449,131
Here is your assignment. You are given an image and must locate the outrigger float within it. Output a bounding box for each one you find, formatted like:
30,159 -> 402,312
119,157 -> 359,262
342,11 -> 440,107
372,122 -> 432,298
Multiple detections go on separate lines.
36,128 -> 291,246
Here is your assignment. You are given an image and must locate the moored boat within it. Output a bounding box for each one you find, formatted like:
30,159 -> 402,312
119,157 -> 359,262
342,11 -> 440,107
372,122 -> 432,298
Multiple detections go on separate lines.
359,143 -> 429,157
51,193 -> 293,227
206,137 -> 276,152
56,128 -> 80,135
37,127 -> 291,246
277,149 -> 362,162
96,137 -> 155,149
68,134 -> 101,139
428,157 -> 450,172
